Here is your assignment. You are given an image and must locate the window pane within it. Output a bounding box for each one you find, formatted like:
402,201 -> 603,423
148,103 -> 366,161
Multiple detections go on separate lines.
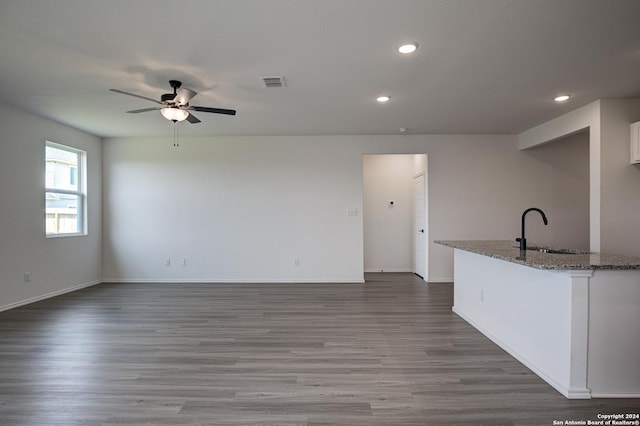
45,145 -> 79,191
46,192 -> 80,234
70,166 -> 77,186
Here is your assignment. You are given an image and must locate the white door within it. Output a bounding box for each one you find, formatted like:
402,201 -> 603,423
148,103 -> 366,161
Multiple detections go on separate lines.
413,174 -> 426,279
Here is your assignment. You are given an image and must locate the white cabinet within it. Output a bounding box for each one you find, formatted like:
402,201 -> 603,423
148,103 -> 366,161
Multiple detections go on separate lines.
632,121 -> 640,164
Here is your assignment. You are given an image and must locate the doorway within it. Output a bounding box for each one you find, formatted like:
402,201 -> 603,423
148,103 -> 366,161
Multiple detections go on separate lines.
363,154 -> 428,281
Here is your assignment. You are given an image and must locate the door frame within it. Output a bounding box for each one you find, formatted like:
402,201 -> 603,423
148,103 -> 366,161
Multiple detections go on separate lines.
413,170 -> 428,281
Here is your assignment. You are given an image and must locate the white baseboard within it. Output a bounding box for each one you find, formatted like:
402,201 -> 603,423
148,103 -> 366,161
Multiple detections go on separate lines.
364,268 -> 413,273
427,278 -> 453,283
0,280 -> 102,313
101,278 -> 365,284
590,392 -> 640,398
360,270 -> 453,284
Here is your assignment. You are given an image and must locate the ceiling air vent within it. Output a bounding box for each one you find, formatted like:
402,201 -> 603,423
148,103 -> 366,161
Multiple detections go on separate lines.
261,76 -> 286,88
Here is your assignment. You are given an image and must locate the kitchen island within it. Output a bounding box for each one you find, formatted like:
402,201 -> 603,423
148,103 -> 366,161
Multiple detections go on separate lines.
436,240 -> 640,399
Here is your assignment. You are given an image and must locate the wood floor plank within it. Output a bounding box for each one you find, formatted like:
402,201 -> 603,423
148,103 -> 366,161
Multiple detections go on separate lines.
0,273 -> 638,425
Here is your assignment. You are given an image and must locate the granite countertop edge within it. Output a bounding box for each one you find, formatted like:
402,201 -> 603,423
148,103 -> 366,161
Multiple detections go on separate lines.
435,240 -> 640,271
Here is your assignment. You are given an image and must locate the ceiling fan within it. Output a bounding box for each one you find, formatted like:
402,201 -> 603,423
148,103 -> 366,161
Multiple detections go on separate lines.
110,80 -> 236,124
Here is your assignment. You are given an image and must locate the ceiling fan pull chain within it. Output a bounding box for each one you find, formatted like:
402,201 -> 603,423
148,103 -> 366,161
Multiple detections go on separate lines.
173,122 -> 179,148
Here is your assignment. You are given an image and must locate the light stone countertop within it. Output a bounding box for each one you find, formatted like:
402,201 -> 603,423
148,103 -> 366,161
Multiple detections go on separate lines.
435,240 -> 640,270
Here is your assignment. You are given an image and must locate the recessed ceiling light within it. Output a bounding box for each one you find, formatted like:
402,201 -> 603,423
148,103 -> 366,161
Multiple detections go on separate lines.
376,95 -> 390,103
554,94 -> 571,102
398,43 -> 418,54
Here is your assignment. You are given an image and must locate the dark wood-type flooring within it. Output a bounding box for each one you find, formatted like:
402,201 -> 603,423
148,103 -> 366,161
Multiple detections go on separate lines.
0,273 -> 638,425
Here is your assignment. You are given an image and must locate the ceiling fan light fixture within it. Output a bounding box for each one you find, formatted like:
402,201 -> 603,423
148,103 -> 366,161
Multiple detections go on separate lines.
160,107 -> 189,122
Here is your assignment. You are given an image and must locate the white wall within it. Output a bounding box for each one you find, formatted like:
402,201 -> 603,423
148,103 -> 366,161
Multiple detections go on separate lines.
102,134 -> 589,283
0,102 -> 102,310
102,136 -> 365,283
519,101 -> 601,251
600,99 -> 640,256
519,131 -> 590,250
363,154 -> 415,272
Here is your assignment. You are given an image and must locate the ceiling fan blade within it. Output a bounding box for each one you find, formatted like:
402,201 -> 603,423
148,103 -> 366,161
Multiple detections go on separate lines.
126,107 -> 161,113
190,106 -> 237,116
186,113 -> 201,124
174,88 -> 197,106
109,88 -> 161,104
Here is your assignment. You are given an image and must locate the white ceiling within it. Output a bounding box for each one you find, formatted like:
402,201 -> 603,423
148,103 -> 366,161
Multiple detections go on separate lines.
1,0 -> 639,138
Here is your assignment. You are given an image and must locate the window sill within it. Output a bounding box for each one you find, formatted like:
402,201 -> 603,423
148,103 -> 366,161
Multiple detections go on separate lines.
46,233 -> 86,239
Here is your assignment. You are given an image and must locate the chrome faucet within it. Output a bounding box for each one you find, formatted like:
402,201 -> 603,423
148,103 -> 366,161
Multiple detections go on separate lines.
516,207 -> 548,251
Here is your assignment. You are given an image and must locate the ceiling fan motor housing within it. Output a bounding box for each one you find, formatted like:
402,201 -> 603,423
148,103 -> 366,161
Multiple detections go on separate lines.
161,93 -> 175,103
162,80 -> 183,103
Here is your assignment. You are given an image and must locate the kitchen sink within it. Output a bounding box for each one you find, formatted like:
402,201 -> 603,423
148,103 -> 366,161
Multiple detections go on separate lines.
527,246 -> 588,255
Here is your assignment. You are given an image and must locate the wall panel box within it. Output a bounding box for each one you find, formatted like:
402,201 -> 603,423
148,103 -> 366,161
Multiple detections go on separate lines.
631,121 -> 640,164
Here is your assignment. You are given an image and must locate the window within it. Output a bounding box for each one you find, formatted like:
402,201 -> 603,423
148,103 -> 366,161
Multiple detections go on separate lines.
45,141 -> 86,236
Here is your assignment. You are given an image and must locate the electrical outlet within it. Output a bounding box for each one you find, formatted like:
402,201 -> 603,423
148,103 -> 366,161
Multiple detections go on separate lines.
165,258 -> 171,267
24,272 -> 31,283
294,258 -> 300,267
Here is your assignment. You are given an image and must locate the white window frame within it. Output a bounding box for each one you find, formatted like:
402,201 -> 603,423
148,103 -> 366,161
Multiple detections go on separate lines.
45,141 -> 87,237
